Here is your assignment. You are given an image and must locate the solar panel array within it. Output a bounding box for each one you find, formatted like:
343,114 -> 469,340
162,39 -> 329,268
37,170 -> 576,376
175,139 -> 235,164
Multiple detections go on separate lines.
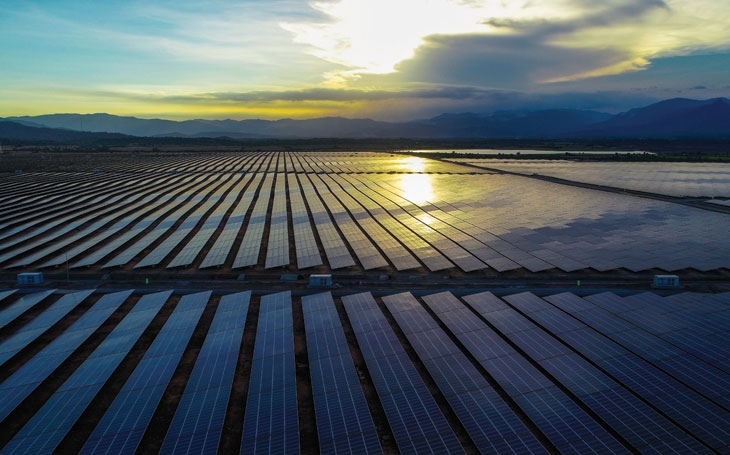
0,290 -> 132,423
80,291 -> 210,454
302,292 -> 381,454
2,151 -> 729,273
342,292 -> 463,454
0,289 -> 93,366
384,292 -> 549,454
161,291 -> 251,454
241,291 -> 299,454
0,289 -> 52,331
1,286 -> 730,453
2,290 -> 170,454
452,159 -> 730,198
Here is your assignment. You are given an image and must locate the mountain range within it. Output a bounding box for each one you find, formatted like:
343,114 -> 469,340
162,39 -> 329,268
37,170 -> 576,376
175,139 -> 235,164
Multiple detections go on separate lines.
2,97 -> 729,141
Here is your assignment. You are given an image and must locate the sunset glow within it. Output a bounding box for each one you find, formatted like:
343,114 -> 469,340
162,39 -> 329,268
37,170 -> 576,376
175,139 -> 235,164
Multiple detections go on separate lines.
1,0 -> 729,120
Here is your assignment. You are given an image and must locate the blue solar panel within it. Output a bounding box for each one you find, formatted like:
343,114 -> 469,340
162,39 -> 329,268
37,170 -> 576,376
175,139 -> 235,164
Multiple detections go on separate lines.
241,291 -> 299,454
2,290 -> 170,454
0,289 -> 53,330
512,386 -> 627,454
0,290 -> 133,422
342,292 -> 462,454
498,292 -> 730,452
0,289 -> 93,366
580,387 -> 710,454
466,295 -> 716,450
80,291 -> 210,454
434,292 -> 629,453
302,292 -> 381,453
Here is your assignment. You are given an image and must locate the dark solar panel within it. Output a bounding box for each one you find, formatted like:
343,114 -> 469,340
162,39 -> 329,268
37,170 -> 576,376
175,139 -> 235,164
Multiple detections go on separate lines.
2,290 -> 170,454
80,291 -> 210,454
241,291 -> 299,454
342,292 -> 463,454
0,290 -> 133,422
302,292 -> 381,453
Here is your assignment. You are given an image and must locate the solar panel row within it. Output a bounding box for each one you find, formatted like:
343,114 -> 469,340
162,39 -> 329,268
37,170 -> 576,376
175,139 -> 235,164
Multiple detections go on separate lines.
80,291 -> 210,454
135,174 -> 237,268
302,292 -> 381,454
1,286 -> 729,453
161,291 -> 251,454
233,173 -> 274,268
265,173 -> 290,268
0,290 -> 132,425
384,292 -> 549,454
0,289 -> 93,367
242,291 -> 299,454
2,290 -> 170,454
342,292 -> 463,454
0,289 -> 53,331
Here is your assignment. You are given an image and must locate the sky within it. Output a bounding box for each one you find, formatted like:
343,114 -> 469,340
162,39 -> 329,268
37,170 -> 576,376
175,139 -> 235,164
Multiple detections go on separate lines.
1,0 -> 729,121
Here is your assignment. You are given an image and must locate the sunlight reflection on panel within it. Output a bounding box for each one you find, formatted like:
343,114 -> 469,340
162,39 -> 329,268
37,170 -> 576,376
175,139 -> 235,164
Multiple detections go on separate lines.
417,213 -> 436,226
399,173 -> 433,205
399,156 -> 427,173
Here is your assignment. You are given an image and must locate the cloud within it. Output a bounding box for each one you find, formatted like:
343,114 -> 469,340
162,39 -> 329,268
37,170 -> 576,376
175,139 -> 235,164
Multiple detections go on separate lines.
285,0 -> 730,86
66,85 -> 661,120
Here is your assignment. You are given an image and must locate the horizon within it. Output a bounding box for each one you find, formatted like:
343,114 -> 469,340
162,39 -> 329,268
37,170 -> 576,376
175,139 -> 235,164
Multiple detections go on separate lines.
2,1 -> 730,121
5,95 -> 729,125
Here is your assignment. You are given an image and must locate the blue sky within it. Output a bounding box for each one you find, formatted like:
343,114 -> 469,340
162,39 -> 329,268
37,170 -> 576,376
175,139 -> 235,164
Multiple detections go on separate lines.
1,0 -> 729,120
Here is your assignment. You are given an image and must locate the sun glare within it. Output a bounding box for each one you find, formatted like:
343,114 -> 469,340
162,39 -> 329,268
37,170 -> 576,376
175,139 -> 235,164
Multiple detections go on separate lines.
399,173 -> 434,205
400,156 -> 427,173
283,0 -> 515,78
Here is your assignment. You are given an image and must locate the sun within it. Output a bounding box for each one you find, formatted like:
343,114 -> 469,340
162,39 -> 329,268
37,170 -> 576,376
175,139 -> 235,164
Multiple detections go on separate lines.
282,0 -> 503,78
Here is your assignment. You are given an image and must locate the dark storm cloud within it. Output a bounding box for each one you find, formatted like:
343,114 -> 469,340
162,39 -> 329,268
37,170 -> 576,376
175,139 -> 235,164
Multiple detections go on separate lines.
349,0 -> 670,90
373,33 -> 630,89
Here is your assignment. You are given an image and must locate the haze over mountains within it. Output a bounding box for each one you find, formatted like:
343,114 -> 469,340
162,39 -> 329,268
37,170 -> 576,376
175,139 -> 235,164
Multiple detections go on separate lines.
2,97 -> 729,141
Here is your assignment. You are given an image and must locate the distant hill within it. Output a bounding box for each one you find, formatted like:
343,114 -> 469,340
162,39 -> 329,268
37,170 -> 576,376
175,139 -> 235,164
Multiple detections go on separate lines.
582,98 -> 730,138
0,121 -> 131,142
3,98 -> 729,139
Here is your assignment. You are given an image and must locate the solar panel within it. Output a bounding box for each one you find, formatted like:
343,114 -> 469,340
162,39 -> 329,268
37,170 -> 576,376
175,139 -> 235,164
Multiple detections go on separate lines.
463,295 -> 705,453
265,173 -> 290,268
103,175 -> 215,268
335,175 -> 456,272
2,290 -> 169,454
296,173 -> 355,269
0,289 -> 93,367
325,175 -> 420,271
308,174 -> 387,270
136,175 -> 238,268
496,292 -> 730,452
342,292 -> 462,454
0,289 -> 17,305
288,174 -> 323,269
385,292 -> 549,453
234,174 -> 274,268
241,291 -> 299,454
0,289 -> 54,330
0,290 -> 133,425
81,291 -> 210,454
200,173 -> 261,268
301,292 -> 381,454
31,178 -> 192,268
424,292 -> 628,453
168,174 -> 251,268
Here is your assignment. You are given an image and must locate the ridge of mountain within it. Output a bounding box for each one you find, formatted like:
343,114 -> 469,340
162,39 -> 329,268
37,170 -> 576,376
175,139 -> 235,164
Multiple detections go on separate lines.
3,97 -> 729,140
